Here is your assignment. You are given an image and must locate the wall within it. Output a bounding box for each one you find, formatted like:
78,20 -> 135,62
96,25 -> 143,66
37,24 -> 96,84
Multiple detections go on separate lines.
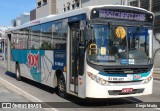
56,0 -> 122,14
36,0 -> 56,19
36,0 -> 50,19
82,0 -> 122,7
153,33 -> 160,68
30,9 -> 36,21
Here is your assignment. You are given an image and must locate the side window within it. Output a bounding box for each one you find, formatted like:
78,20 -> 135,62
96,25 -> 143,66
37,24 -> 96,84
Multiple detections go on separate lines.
29,25 -> 41,49
16,29 -> 24,49
40,22 -> 53,50
16,28 -> 29,49
52,20 -> 67,50
11,30 -> 21,49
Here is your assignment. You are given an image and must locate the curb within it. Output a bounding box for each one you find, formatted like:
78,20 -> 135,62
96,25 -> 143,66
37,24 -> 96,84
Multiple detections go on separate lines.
154,78 -> 160,81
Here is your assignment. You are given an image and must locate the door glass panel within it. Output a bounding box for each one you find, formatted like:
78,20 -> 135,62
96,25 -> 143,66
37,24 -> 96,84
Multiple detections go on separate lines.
71,30 -> 79,85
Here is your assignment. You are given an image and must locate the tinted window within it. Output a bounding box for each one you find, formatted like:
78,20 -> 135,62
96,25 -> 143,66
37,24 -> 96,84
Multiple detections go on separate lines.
11,29 -> 29,49
29,25 -> 41,49
52,20 -> 67,50
40,22 -> 53,50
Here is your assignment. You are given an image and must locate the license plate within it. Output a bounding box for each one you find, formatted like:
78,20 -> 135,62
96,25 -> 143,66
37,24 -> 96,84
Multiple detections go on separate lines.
122,88 -> 133,93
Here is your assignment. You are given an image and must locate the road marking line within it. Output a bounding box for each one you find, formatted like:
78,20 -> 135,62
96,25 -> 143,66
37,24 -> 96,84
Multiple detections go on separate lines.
155,108 -> 160,110
0,77 -> 58,111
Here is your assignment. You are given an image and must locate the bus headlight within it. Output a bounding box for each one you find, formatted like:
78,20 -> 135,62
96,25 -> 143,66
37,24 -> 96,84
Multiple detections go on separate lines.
101,79 -> 107,85
87,72 -> 108,85
142,75 -> 152,84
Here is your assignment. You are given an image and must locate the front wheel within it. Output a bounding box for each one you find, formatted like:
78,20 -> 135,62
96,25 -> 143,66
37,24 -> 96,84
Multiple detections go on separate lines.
57,75 -> 67,98
16,64 -> 21,81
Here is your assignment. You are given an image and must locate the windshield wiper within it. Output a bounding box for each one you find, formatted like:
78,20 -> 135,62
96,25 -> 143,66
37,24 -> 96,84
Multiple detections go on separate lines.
108,22 -> 114,30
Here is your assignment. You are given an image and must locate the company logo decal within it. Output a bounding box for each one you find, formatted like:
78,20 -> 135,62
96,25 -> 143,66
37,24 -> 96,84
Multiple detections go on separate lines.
27,52 -> 40,72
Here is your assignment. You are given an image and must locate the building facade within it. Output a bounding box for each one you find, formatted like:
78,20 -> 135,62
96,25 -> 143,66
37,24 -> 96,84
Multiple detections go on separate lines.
56,0 -> 125,14
36,0 -> 56,19
35,0 -> 128,17
128,0 -> 160,68
11,13 -> 30,27
0,26 -> 11,60
128,0 -> 160,33
30,9 -> 36,21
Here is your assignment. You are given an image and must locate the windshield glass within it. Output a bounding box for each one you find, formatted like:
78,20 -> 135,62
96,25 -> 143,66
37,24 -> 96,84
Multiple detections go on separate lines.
87,24 -> 150,65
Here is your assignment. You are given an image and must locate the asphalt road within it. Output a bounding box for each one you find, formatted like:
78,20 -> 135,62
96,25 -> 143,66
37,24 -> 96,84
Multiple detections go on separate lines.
0,65 -> 159,111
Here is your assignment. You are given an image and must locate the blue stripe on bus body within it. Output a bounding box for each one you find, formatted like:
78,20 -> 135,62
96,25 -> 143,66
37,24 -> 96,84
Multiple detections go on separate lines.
141,71 -> 151,77
52,50 -> 66,71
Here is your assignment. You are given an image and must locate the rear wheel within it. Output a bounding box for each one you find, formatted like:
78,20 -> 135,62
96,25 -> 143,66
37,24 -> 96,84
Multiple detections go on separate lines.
57,75 -> 67,98
16,64 -> 21,81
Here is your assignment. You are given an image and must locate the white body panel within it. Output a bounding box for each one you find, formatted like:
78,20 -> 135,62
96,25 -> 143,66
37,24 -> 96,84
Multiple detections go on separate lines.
85,64 -> 153,98
40,51 -> 54,87
20,64 -> 34,79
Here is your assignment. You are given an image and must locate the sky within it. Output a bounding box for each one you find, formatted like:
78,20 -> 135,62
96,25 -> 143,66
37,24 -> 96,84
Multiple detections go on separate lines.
0,0 -> 35,26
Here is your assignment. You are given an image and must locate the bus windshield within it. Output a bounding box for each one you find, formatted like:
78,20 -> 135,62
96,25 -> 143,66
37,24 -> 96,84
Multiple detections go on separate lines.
87,24 -> 150,66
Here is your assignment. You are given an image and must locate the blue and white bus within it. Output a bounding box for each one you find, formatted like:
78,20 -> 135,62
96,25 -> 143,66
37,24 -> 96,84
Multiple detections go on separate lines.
6,5 -> 154,98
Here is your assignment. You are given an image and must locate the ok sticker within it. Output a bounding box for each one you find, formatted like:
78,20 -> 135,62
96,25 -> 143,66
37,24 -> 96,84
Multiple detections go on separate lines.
133,74 -> 141,80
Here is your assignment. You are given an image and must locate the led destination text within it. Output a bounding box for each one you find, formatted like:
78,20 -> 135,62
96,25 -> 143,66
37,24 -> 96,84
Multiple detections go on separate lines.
99,10 -> 146,21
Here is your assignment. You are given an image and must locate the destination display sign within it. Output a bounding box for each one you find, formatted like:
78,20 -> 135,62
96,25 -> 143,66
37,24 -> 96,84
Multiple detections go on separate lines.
91,8 -> 154,23
99,10 -> 145,21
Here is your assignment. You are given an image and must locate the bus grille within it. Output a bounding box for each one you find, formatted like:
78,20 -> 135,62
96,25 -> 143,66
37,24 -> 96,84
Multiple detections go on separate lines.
108,80 -> 143,83
108,89 -> 144,95
103,68 -> 149,74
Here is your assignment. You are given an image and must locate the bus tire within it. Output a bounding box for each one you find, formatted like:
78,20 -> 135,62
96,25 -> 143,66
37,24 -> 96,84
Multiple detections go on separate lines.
16,64 -> 21,81
57,75 -> 67,98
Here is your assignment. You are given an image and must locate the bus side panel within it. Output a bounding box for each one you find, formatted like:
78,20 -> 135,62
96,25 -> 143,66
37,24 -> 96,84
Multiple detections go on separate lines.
40,50 -> 55,87
11,49 -> 59,87
11,49 -> 28,75
12,49 -> 42,80
20,63 -> 33,79
11,49 -> 68,88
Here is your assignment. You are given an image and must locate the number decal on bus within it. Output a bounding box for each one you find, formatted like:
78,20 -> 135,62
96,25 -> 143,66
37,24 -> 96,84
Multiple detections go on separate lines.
27,52 -> 40,72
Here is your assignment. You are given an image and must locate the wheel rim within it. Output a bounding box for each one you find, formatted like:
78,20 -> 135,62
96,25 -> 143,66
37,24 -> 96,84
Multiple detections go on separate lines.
58,80 -> 65,92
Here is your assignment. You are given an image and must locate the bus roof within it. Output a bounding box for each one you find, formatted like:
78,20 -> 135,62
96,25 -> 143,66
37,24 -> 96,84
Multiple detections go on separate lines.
6,5 -> 153,32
